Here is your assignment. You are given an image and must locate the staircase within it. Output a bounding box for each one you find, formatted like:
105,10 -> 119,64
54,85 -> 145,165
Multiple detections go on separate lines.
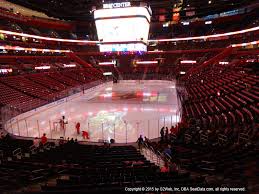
140,145 -> 165,167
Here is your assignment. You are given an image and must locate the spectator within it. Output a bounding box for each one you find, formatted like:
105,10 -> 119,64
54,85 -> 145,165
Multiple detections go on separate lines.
41,133 -> 47,145
70,138 -> 75,144
165,127 -> 169,142
163,144 -> 172,157
110,138 -> 115,144
169,162 -> 179,172
33,137 -> 40,147
171,125 -> 179,136
170,125 -> 175,134
144,136 -> 151,145
160,162 -> 170,173
160,127 -> 165,142
137,135 -> 144,150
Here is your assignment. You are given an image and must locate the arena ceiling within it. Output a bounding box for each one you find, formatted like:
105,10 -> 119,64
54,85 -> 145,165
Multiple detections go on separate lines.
7,0 -> 256,21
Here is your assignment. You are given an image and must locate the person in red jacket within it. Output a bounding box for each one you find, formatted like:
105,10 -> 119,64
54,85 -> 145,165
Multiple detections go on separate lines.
160,162 -> 170,173
170,126 -> 175,134
75,122 -> 80,135
41,133 -> 47,145
82,130 -> 90,139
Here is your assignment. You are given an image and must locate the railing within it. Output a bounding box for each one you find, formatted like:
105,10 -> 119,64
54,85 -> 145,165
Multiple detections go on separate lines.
12,148 -> 22,159
29,144 -> 37,154
1,77 -> 183,144
141,143 -> 163,166
4,109 -> 181,143
142,142 -> 173,167
1,80 -> 104,124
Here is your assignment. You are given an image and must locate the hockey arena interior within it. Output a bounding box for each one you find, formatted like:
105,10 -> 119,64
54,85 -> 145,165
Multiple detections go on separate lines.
0,0 -> 258,193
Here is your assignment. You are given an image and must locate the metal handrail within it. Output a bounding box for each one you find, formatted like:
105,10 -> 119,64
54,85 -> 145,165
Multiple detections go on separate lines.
143,142 -> 148,148
43,142 -> 52,150
13,148 -> 21,157
165,153 -> 172,163
30,144 -> 37,154
157,150 -> 164,164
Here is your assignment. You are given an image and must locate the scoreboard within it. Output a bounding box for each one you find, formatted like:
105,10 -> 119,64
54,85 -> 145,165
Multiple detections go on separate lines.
94,2 -> 151,52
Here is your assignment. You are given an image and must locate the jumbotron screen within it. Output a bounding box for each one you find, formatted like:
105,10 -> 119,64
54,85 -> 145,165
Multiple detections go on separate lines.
94,5 -> 151,52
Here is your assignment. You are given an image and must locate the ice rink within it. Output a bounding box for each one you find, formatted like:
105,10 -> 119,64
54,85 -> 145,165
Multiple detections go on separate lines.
5,80 -> 181,143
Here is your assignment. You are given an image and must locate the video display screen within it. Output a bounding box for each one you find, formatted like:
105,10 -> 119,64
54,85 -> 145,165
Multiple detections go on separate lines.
94,7 -> 151,52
